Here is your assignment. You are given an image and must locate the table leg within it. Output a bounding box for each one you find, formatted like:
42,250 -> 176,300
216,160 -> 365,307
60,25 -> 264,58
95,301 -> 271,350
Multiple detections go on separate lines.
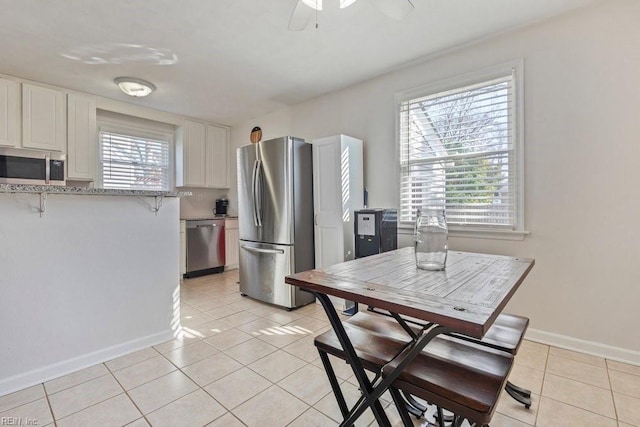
312,292 -> 392,427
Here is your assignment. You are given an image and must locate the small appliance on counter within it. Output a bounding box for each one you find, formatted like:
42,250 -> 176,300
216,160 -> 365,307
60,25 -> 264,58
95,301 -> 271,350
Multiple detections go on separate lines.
215,198 -> 229,216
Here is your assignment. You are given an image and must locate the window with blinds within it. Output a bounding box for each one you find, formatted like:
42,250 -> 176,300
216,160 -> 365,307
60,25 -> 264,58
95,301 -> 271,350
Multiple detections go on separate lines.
399,70 -> 521,230
99,129 -> 170,191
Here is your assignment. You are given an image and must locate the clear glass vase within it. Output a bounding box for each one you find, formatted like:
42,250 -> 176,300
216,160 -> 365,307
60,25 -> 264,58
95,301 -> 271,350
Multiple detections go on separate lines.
414,208 -> 448,271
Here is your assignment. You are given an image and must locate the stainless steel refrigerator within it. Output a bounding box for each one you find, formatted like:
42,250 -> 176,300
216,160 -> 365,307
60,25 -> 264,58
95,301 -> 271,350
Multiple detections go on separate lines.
237,136 -> 315,309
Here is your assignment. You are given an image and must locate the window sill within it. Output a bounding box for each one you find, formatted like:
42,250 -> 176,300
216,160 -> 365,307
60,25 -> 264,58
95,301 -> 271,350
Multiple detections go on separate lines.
398,225 -> 530,241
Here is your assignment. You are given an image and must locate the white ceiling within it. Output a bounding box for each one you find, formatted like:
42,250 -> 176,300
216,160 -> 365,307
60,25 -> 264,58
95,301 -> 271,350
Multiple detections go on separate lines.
0,0 -> 597,126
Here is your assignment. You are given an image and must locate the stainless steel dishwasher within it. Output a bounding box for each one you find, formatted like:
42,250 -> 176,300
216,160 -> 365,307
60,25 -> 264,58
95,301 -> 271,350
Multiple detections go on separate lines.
185,219 -> 226,278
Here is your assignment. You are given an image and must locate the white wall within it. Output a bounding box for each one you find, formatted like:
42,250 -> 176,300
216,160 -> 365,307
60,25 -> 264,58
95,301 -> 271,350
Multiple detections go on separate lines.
0,194 -> 180,395
230,0 -> 640,361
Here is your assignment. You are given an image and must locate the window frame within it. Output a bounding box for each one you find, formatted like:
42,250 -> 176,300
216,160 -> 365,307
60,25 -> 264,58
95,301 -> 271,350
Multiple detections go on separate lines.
97,122 -> 175,191
395,60 -> 527,240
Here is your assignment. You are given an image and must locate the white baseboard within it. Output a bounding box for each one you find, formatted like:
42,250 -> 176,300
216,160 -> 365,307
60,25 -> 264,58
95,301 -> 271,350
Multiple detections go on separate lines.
0,329 -> 175,397
526,328 -> 640,366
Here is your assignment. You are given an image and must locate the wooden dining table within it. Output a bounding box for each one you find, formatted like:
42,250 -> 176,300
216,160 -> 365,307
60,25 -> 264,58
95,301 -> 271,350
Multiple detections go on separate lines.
285,247 -> 535,426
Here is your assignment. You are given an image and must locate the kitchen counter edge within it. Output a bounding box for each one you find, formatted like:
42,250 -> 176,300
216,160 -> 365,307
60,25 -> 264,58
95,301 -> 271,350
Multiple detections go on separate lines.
0,184 -> 192,197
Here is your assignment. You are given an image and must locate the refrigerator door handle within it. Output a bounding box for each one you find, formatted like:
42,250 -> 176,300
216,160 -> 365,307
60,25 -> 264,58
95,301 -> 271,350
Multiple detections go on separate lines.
241,245 -> 285,255
255,160 -> 263,227
251,159 -> 260,227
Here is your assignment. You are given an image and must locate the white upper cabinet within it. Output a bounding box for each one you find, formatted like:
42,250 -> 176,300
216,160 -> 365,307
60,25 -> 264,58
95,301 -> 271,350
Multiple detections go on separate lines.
0,78 -> 19,147
67,93 -> 97,181
176,120 -> 229,188
22,83 -> 66,152
205,124 -> 228,188
176,120 -> 206,187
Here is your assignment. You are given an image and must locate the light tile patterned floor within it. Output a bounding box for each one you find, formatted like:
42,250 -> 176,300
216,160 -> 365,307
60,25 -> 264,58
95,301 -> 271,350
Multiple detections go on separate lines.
1,270 -> 640,426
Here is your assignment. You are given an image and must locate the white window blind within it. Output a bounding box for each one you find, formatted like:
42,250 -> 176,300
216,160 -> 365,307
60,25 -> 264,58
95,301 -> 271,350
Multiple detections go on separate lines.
99,129 -> 170,191
399,72 -> 519,229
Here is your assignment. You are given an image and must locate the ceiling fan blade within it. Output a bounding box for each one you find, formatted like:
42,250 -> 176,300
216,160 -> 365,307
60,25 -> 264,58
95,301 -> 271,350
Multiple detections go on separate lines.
372,0 -> 414,20
288,0 -> 314,31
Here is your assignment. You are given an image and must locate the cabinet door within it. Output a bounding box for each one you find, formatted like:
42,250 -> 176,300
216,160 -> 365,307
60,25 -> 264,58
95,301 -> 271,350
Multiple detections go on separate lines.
183,120 -> 206,186
180,220 -> 187,277
205,124 -> 228,188
224,227 -> 239,268
312,139 -> 344,269
67,93 -> 97,180
0,78 -> 19,147
22,84 -> 66,151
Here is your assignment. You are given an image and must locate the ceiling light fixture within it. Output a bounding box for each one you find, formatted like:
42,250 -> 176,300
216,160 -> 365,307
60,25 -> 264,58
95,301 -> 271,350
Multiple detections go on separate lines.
300,0 -> 357,10
289,0 -> 414,31
340,0 -> 357,8
114,77 -> 156,97
301,0 -> 322,10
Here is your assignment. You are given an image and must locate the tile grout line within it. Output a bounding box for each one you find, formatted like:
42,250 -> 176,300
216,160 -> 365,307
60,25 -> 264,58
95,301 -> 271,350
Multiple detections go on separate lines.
41,383 -> 57,427
104,360 -> 152,426
541,347 -> 619,424
49,364 -> 131,424
605,359 -> 621,424
0,385 -> 46,414
532,345 -> 551,426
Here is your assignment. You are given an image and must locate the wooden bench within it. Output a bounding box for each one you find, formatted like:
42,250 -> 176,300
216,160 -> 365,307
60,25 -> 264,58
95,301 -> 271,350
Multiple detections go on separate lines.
368,308 -> 533,408
315,311 -> 517,426
450,313 -> 532,408
382,336 -> 513,426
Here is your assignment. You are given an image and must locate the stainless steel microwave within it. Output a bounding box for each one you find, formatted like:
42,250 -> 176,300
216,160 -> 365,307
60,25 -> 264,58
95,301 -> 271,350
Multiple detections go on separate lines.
0,147 -> 65,186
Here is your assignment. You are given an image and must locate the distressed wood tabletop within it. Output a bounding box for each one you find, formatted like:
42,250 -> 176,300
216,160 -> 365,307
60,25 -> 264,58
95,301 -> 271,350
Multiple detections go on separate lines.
285,247 -> 534,338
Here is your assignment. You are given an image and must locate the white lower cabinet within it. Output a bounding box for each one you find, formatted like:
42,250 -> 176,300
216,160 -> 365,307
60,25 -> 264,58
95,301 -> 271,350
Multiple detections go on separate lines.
180,220 -> 187,277
224,218 -> 239,269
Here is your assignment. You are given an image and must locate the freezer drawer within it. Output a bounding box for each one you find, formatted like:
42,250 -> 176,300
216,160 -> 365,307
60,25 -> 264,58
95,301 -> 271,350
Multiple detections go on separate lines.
239,241 -> 314,309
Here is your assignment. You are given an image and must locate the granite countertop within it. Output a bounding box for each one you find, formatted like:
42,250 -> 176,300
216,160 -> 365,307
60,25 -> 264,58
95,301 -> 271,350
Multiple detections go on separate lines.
0,184 -> 192,197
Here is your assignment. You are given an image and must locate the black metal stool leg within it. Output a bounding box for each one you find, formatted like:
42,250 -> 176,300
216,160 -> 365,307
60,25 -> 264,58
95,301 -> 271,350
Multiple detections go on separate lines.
435,406 -> 446,427
401,397 -> 424,418
402,391 -> 427,415
389,387 -> 414,427
313,292 -> 391,427
505,382 -> 532,409
433,408 -> 455,425
506,380 -> 532,398
317,350 -> 351,421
